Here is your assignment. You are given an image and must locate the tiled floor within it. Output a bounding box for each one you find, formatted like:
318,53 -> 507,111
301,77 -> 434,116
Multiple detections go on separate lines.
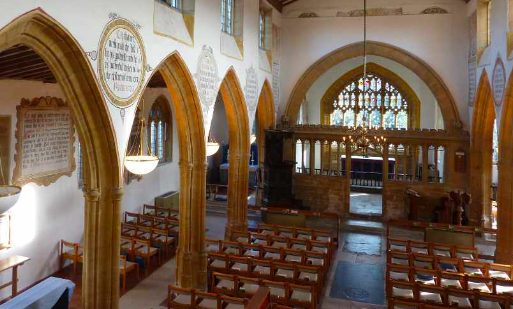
349,192 -> 383,216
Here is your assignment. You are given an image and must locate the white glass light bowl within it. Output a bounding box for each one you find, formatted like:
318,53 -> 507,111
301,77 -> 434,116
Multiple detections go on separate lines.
124,155 -> 159,175
0,185 -> 22,214
206,142 -> 220,157
250,134 -> 257,144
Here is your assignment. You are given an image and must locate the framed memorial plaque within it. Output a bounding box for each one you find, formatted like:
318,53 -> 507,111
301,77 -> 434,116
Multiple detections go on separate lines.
98,18 -> 147,108
13,97 -> 76,186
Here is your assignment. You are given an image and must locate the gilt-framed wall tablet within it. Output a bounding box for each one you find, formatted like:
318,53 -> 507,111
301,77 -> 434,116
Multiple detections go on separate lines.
0,116 -> 11,185
13,97 -> 76,186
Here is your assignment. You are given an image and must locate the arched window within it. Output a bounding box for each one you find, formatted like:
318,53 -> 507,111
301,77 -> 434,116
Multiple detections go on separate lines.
148,97 -> 172,163
221,0 -> 234,35
329,73 -> 410,129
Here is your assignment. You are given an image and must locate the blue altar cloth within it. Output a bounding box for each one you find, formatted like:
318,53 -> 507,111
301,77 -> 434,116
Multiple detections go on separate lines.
1,277 -> 75,309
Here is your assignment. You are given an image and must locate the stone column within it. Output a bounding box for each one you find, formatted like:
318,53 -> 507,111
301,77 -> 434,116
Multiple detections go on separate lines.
225,152 -> 250,239
82,186 -> 123,309
176,159 -> 207,289
496,155 -> 513,264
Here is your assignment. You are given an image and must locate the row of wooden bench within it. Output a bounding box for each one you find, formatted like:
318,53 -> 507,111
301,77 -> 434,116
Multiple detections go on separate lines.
253,223 -> 335,244
387,251 -> 512,277
387,238 -> 479,260
207,252 -> 324,295
389,279 -> 513,309
206,239 -> 329,270
387,264 -> 513,294
124,211 -> 180,231
209,272 -> 317,309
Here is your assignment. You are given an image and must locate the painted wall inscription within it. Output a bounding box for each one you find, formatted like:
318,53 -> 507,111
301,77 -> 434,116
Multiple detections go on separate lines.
98,18 -> 146,108
13,97 -> 76,186
195,45 -> 220,108
468,58 -> 477,107
492,56 -> 506,107
245,66 -> 259,113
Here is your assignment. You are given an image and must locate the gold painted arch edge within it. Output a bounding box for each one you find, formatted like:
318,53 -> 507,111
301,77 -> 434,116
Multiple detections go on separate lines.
98,18 -> 147,108
12,96 -> 76,187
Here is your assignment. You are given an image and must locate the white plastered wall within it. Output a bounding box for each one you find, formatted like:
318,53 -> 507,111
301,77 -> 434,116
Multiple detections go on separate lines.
278,0 -> 469,129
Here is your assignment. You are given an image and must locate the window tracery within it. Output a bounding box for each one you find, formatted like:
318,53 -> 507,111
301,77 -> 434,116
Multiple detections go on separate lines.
329,73 -> 410,129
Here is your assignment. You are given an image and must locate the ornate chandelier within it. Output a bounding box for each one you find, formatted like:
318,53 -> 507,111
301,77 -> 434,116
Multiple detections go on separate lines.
124,100 -> 159,175
344,127 -> 386,156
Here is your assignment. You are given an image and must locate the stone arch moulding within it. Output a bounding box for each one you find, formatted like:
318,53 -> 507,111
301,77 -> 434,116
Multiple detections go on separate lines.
146,52 -> 207,289
219,67 -> 251,239
496,68 -> 513,264
320,62 -> 421,128
469,70 -> 495,228
256,79 -> 276,165
0,8 -> 123,309
284,41 -> 462,132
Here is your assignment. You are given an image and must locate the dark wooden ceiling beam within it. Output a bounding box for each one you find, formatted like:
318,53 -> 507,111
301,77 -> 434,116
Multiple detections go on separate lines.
266,0 -> 283,13
0,61 -> 48,75
282,0 -> 299,6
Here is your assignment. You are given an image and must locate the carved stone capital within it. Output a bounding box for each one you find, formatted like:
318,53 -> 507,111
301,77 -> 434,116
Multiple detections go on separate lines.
111,187 -> 124,201
84,188 -> 100,202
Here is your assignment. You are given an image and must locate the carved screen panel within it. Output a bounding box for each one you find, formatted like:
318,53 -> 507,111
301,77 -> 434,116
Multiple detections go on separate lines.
13,97 -> 76,186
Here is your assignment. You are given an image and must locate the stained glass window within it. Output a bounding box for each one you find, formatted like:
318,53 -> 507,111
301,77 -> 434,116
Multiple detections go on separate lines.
149,99 -> 172,163
329,73 -> 410,129
259,11 -> 265,49
161,0 -> 181,10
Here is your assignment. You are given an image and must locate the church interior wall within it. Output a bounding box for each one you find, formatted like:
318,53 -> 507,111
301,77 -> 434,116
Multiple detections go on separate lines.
279,0 -> 469,129
302,55 -> 443,129
0,80 -> 85,297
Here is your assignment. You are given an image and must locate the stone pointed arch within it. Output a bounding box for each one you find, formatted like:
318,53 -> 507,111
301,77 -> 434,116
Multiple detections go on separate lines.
149,52 -> 207,289
0,9 -> 122,308
496,69 -> 513,263
219,67 -> 251,238
256,79 -> 276,164
284,41 -> 462,131
470,70 -> 496,227
254,79 -> 276,205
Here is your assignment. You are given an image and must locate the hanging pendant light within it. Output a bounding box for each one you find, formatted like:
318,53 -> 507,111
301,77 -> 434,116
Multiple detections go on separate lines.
0,151 -> 21,213
250,134 -> 257,144
124,100 -> 159,175
206,135 -> 220,157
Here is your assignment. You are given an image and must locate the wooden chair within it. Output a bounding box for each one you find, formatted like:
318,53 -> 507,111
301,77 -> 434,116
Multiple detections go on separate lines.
296,264 -> 322,295
436,256 -> 461,273
388,251 -> 411,267
119,255 -> 139,292
262,245 -> 281,261
258,223 -> 276,236
283,248 -> 303,264
241,243 -> 262,258
237,276 -> 261,298
413,268 -> 438,286
124,211 -> 139,224
476,293 -> 509,309
152,227 -> 175,258
313,230 -> 332,244
270,236 -> 288,249
466,275 -> 493,293
139,214 -> 155,227
133,238 -> 160,273
168,285 -> 195,309
219,295 -> 246,309
222,240 -> 241,255
251,233 -> 270,246
120,236 -> 135,261
455,246 -> 478,261
389,280 -> 415,301
277,226 -> 293,238
195,290 -> 220,309
488,263 -> 512,280
263,280 -> 287,304
231,231 -> 250,244
430,243 -> 454,258
446,288 -> 474,308
412,254 -> 435,270
409,241 -> 429,255
387,299 -> 420,309
288,283 -> 315,309
211,272 -> 237,297
462,260 -> 487,276
135,225 -> 152,241
304,251 -> 327,270
289,238 -> 308,251
440,271 -> 465,289
60,240 -> 83,275
228,255 -> 250,276
273,261 -> 295,283
495,278 -> 513,295
251,259 -> 273,280
388,238 -> 409,253
387,264 -> 411,283
296,228 -> 313,240
121,223 -> 138,237
208,252 -> 229,273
